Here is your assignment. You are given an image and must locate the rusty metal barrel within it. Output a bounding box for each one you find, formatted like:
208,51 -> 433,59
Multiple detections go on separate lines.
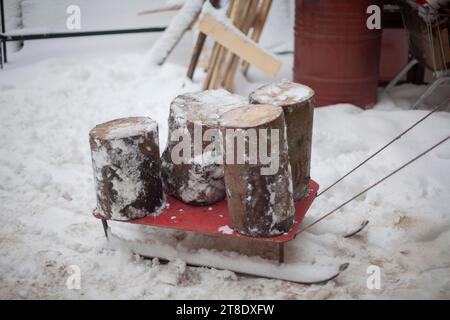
294,0 -> 383,109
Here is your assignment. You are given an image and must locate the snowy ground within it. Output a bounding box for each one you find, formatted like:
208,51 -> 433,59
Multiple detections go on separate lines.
1,2 -> 450,300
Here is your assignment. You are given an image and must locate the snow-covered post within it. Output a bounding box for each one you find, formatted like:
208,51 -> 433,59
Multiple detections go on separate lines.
219,104 -> 295,237
250,80 -> 315,200
89,117 -> 165,221
161,90 -> 247,206
146,0 -> 205,66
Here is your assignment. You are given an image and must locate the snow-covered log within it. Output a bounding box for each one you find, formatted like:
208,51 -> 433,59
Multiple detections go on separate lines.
161,90 -> 247,206
146,0 -> 205,66
219,104 -> 295,237
249,80 -> 315,200
89,117 -> 165,221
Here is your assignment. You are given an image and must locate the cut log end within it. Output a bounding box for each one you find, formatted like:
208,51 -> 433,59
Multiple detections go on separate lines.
250,81 -> 315,201
219,104 -> 283,128
170,89 -> 247,128
89,117 -> 165,221
249,80 -> 314,108
89,117 -> 158,141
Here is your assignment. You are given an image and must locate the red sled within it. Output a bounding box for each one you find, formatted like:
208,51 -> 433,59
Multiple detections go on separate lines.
94,180 -> 319,262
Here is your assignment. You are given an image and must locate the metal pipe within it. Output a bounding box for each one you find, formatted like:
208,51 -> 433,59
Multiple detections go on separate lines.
0,0 -> 6,63
0,26 -> 166,42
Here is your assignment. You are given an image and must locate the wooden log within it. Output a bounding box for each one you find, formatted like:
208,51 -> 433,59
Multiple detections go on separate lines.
249,80 -> 315,200
161,90 -> 247,206
89,117 -> 165,221
219,104 -> 294,237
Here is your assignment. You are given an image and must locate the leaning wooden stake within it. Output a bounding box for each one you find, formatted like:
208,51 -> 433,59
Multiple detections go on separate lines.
222,0 -> 259,90
219,104 -> 295,237
187,32 -> 207,80
89,117 -> 165,221
204,0 -> 240,90
161,90 -> 247,206
242,0 -> 273,77
249,80 -> 315,200
186,0 -> 221,80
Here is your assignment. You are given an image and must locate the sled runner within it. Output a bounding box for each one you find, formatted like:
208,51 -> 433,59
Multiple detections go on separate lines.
93,179 -> 350,284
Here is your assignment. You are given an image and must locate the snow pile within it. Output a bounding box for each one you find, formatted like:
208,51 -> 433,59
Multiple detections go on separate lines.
0,1 -> 449,299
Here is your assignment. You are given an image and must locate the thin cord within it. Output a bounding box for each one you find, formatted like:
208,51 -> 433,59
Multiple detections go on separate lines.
316,99 -> 448,198
298,135 -> 450,235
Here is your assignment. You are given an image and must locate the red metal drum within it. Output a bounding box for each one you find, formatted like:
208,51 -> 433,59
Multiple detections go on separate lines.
294,0 -> 383,109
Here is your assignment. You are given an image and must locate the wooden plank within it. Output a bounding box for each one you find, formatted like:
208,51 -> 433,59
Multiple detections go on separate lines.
199,14 -> 281,78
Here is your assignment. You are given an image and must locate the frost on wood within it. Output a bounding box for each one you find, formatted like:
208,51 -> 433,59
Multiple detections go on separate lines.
219,105 -> 295,237
250,80 -> 315,200
146,0 -> 205,66
89,117 -> 165,221
161,89 -> 247,206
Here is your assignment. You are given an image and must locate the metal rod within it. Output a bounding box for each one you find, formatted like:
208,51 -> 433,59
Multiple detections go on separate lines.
412,78 -> 450,110
278,243 -> 285,264
384,58 -> 418,94
0,27 -> 166,42
0,0 -> 6,63
298,135 -> 450,235
317,99 -> 448,197
0,40 -> 3,68
101,220 -> 109,239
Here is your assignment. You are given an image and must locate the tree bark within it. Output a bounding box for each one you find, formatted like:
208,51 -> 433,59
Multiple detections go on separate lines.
219,104 -> 295,237
249,80 -> 315,200
161,90 -> 247,206
89,117 -> 164,221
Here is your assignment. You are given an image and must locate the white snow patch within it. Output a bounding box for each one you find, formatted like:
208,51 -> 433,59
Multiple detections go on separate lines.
218,225 -> 234,235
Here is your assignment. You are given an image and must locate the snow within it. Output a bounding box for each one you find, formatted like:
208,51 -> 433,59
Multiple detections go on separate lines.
249,80 -> 314,106
101,118 -> 159,141
0,0 -> 449,300
170,89 -> 247,127
218,225 -> 234,235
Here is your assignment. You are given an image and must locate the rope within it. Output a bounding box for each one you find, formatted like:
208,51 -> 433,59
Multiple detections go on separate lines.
316,99 -> 449,198
297,135 -> 450,235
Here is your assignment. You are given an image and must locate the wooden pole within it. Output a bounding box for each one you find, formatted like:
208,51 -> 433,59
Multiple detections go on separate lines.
186,0 -> 221,79
222,0 -> 260,90
242,0 -> 272,77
